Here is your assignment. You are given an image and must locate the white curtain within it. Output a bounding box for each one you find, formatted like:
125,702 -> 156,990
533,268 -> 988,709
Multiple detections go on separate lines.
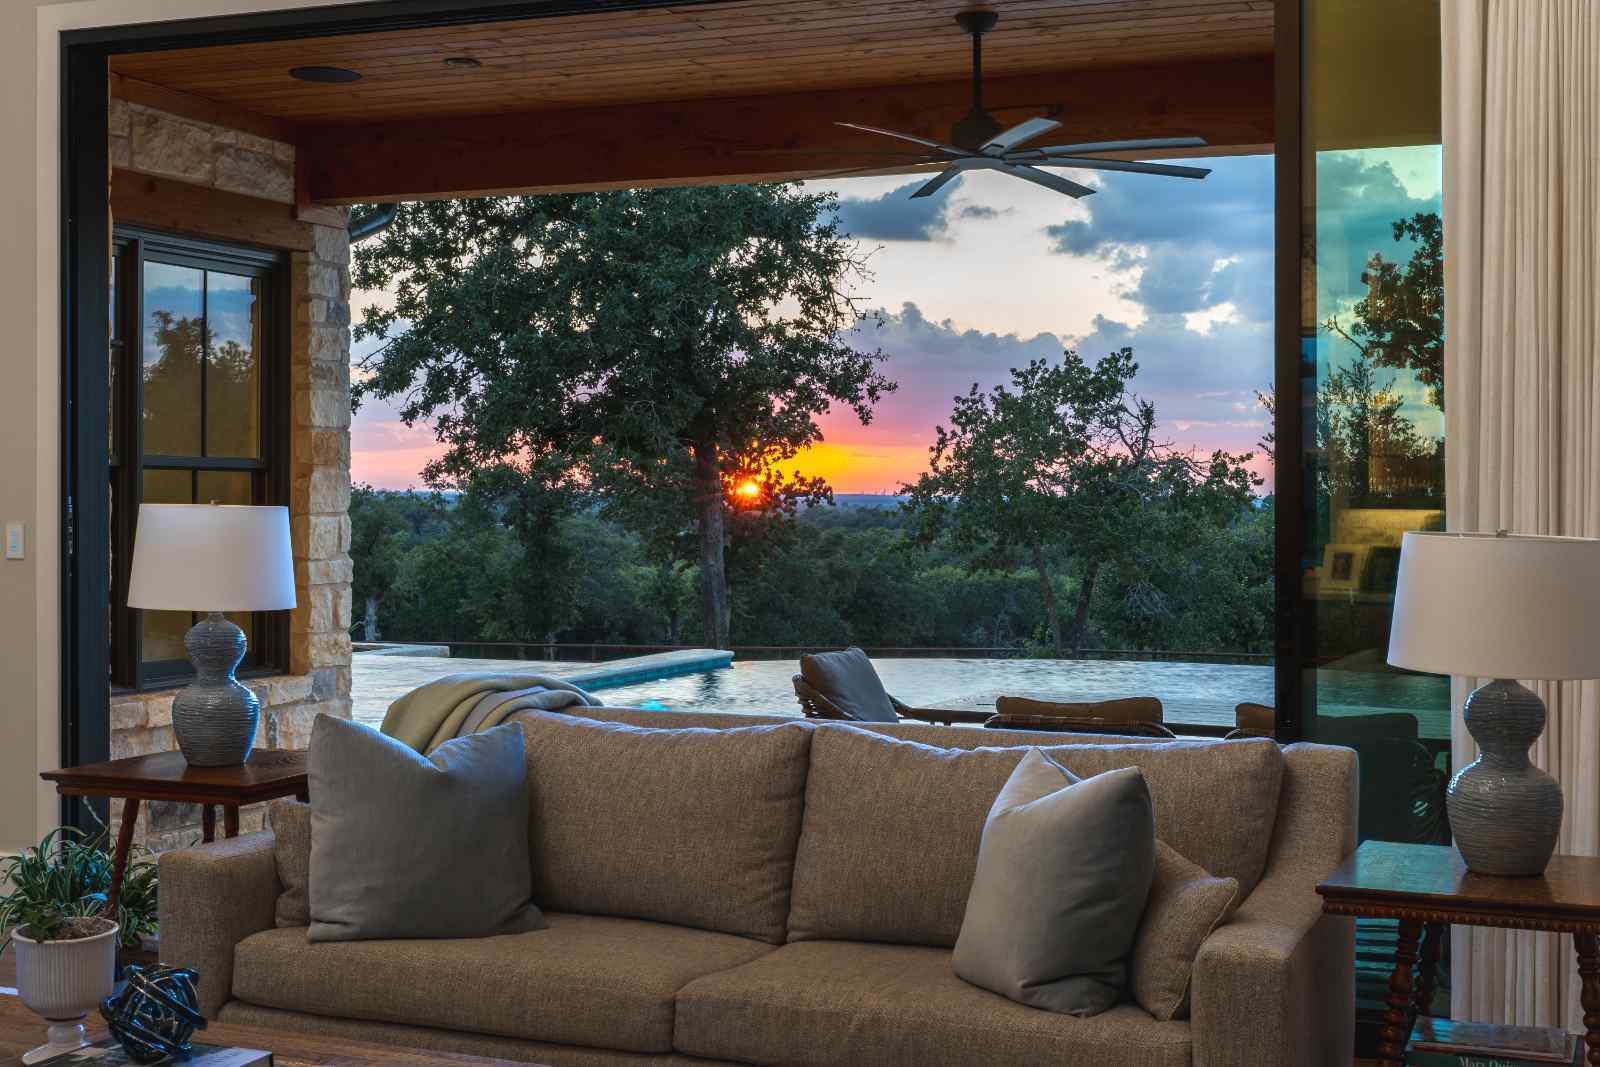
1443,0 -> 1600,1032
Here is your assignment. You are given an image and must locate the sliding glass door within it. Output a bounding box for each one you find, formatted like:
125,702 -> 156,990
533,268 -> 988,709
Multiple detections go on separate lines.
1296,0 -> 1447,1033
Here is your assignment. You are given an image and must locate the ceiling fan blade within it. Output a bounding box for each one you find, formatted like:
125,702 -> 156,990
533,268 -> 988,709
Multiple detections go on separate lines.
835,122 -> 972,158
1036,157 -> 1211,179
807,160 -> 950,181
1034,136 -> 1209,157
909,167 -> 966,199
998,164 -> 1096,199
981,116 -> 1063,155
739,147 -> 942,160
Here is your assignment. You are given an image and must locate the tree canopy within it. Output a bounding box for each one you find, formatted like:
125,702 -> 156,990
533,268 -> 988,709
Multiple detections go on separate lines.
353,185 -> 893,647
903,348 -> 1257,656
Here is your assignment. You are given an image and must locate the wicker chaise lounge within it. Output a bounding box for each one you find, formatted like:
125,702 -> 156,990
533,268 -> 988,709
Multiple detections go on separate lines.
792,647 -> 991,725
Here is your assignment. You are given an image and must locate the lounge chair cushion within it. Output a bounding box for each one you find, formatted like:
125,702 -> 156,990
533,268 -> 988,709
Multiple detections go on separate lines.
787,725 -> 1283,947
518,711 -> 814,943
798,647 -> 899,722
674,940 -> 1192,1067
233,913 -> 772,1054
994,695 -> 1164,722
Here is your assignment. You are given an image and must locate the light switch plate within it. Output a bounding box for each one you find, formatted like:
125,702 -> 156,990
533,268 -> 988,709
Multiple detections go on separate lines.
5,521 -> 22,560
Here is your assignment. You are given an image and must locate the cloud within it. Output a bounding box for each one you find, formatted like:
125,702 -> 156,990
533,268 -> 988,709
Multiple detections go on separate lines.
807,301 -> 1271,489
1043,155 -> 1275,325
831,177 -> 1008,242
832,179 -> 957,241
1307,150 -> 1441,317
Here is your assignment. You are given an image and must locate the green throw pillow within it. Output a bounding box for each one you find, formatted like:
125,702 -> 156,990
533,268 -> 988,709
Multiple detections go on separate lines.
952,749 -> 1155,1016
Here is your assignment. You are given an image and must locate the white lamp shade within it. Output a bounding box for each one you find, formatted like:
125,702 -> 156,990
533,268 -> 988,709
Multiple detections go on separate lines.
1387,530 -> 1600,680
126,504 -> 297,613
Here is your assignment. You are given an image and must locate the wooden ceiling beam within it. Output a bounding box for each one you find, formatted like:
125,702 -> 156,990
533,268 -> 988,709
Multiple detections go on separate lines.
300,55 -> 1272,204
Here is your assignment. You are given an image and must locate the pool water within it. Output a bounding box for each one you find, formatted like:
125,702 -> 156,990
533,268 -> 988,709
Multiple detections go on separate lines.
589,657 -> 1451,735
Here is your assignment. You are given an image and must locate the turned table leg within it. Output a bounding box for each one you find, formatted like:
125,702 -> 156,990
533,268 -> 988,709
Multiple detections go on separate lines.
1414,921 -> 1445,1019
223,805 -> 240,838
1577,933 -> 1600,1067
1377,917 -> 1424,1065
104,797 -> 141,921
201,804 -> 216,843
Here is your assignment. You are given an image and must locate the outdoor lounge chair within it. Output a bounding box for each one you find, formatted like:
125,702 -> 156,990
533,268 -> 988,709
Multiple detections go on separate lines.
984,695 -> 1176,738
1230,701 -> 1447,844
792,647 -> 991,726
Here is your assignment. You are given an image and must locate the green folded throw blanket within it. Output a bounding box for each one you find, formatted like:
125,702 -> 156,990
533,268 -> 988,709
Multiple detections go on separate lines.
380,672 -> 603,754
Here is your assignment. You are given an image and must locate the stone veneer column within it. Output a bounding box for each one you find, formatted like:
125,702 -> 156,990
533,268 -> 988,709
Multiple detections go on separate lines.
103,100 -> 354,850
285,220 -> 355,750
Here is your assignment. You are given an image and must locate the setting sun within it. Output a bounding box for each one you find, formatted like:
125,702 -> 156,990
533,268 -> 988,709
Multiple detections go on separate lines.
735,480 -> 761,500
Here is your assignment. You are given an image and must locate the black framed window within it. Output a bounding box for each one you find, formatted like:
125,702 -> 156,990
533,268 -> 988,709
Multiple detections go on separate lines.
109,229 -> 290,690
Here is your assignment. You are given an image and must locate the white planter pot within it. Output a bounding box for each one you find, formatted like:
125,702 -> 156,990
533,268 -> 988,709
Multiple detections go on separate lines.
12,919 -> 119,1065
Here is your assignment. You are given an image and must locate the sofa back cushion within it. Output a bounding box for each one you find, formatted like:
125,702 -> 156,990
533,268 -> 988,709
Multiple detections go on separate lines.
786,725 -> 1283,947
519,711 -> 814,943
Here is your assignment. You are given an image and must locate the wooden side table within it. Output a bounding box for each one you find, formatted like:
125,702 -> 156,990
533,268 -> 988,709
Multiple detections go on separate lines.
41,749 -> 307,919
1318,840 -> 1600,1066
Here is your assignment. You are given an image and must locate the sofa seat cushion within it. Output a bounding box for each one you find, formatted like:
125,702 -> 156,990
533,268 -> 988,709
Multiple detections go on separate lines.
675,940 -> 1191,1067
232,912 -> 773,1054
788,725 -> 1283,947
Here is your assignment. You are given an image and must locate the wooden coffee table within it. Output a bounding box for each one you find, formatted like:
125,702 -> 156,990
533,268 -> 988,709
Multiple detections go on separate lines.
0,991 -> 540,1066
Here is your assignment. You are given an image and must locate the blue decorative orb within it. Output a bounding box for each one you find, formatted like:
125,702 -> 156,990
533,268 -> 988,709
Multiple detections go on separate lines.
100,964 -> 207,1064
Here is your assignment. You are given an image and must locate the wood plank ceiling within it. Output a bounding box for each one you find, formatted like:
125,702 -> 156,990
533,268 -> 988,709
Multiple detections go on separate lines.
112,0 -> 1273,123
109,0 -> 1275,202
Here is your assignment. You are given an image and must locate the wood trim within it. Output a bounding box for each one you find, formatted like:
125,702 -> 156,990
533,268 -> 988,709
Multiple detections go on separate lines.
1319,898 -> 1600,937
300,55 -> 1275,203
111,169 -> 339,251
109,71 -> 298,146
62,44 -> 113,833
1270,0 -> 1304,741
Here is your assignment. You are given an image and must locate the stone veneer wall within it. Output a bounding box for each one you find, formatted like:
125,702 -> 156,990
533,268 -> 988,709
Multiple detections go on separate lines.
108,98 -> 353,852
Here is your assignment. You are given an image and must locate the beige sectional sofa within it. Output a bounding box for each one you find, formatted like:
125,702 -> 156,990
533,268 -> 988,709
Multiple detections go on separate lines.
159,707 -> 1358,1067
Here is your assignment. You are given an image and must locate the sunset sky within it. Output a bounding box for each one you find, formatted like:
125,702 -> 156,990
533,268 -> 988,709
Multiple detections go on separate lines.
350,147 -> 1441,494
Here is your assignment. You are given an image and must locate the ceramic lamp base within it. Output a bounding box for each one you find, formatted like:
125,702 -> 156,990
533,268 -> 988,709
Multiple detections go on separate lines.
1447,678 -> 1565,877
172,612 -> 259,767
21,1021 -> 89,1064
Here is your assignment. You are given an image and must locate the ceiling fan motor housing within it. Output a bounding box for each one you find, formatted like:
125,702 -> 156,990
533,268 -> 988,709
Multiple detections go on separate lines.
952,109 -> 1004,151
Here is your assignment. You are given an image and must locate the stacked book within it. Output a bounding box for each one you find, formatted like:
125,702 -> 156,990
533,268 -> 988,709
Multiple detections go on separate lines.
1409,1018 -> 1583,1066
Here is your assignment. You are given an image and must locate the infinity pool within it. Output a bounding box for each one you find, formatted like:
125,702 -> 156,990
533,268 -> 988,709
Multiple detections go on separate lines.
589,657 -> 1451,736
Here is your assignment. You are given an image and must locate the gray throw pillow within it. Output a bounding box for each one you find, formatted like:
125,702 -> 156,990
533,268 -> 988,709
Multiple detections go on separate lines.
798,648 -> 898,722
267,798 -> 310,928
1130,841 -> 1239,1021
952,749 -> 1155,1016
307,715 -> 545,943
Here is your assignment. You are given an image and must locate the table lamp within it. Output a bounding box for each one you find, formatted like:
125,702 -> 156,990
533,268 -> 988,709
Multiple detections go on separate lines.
1388,530 -> 1600,876
126,504 -> 297,766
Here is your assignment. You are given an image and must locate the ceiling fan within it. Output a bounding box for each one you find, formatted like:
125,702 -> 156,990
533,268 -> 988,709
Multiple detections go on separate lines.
825,4 -> 1213,200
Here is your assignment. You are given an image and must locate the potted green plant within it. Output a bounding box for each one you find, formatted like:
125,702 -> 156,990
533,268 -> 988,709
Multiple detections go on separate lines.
0,826 -> 157,1064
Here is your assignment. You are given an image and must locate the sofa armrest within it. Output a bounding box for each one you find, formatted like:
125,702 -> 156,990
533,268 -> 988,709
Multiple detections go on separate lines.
158,831 -> 279,1019
1190,741 -> 1358,1067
